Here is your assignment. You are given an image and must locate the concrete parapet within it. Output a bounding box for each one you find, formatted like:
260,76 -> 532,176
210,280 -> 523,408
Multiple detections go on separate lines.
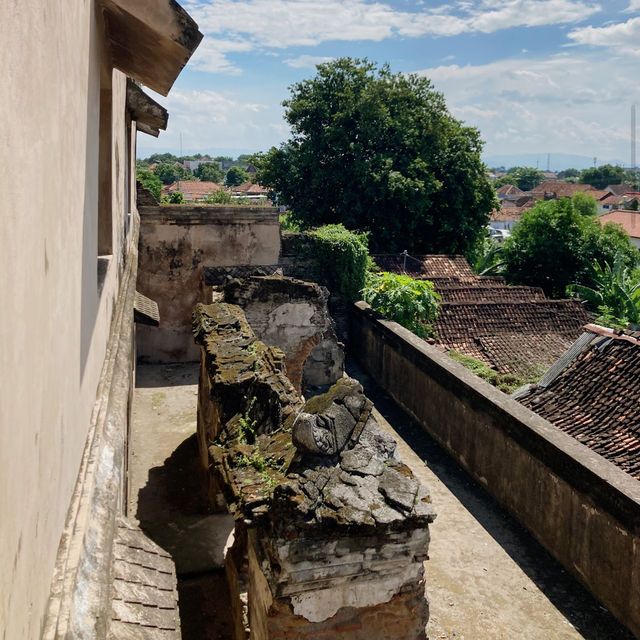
350,301 -> 640,638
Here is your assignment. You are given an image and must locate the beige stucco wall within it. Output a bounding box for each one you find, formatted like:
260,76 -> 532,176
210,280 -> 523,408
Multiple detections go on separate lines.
0,2 -> 134,637
137,205 -> 281,362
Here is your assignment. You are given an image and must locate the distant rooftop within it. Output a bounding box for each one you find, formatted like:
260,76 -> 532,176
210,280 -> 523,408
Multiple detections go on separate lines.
517,325 -> 640,479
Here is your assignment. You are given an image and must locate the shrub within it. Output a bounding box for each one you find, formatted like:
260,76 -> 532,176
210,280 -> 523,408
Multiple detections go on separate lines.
307,224 -> 370,302
203,189 -> 232,204
362,271 -> 440,338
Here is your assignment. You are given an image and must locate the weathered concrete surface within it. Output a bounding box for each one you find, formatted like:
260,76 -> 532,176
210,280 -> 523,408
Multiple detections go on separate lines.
129,363 -> 234,575
137,206 -> 280,362
350,301 -> 640,638
223,276 -> 344,394
131,361 -> 634,640
347,359 -> 636,640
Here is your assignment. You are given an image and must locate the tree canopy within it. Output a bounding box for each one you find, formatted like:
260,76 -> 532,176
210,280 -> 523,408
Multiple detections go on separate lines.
195,162 -> 224,183
253,58 -> 496,254
580,164 -> 625,190
493,167 -> 545,191
502,194 -> 639,298
153,162 -> 194,185
136,169 -> 162,202
225,166 -> 249,187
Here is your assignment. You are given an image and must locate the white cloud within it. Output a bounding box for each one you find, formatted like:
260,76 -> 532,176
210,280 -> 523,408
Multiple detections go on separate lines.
139,88 -> 287,153
188,38 -> 253,74
624,0 -> 640,11
567,17 -> 640,55
283,55 -> 335,68
185,0 -> 600,71
415,53 -> 634,161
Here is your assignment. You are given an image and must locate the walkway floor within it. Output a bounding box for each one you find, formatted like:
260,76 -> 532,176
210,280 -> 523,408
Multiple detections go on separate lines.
130,361 -> 634,640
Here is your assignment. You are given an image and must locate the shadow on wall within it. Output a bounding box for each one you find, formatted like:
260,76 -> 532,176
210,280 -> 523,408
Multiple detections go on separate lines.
347,358 -> 636,640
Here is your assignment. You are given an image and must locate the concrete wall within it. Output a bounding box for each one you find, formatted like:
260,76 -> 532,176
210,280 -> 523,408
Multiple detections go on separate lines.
350,302 -> 640,638
137,205 -> 280,362
0,3 -> 135,637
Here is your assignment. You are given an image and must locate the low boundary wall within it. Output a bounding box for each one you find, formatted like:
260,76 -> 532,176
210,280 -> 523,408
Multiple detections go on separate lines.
350,301 -> 640,637
137,205 -> 280,362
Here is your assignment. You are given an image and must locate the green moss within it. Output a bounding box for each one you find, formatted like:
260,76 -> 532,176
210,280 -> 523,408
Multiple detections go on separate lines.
448,350 -> 542,394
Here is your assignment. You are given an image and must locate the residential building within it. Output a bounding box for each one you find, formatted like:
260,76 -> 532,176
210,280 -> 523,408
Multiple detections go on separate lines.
599,209 -> 640,248
164,180 -> 226,201
0,1 -> 201,638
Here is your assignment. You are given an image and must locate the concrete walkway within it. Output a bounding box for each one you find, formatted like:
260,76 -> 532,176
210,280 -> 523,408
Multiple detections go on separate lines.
130,362 -> 634,640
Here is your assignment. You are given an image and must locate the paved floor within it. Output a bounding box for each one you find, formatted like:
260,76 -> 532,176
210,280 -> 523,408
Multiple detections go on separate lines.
130,361 -> 634,640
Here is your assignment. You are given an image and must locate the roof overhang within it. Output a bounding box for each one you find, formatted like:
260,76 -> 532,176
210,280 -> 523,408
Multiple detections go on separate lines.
127,80 -> 168,137
101,0 -> 203,96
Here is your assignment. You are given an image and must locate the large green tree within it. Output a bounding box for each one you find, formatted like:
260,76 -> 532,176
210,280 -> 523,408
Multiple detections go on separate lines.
225,166 -> 249,186
195,162 -> 224,183
580,164 -> 625,190
502,196 -> 638,297
253,58 -> 496,254
136,169 -> 163,202
153,162 -> 194,185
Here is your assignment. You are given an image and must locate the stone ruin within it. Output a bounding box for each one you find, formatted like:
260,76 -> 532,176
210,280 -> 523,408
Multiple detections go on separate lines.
223,275 -> 344,395
193,299 -> 436,640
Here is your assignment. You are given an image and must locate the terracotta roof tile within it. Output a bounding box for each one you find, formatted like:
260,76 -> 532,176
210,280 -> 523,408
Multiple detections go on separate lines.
599,210 -> 640,239
518,329 -> 640,479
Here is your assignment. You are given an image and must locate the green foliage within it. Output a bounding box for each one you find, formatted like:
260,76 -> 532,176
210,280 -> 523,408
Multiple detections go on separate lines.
448,350 -> 541,394
493,166 -> 545,191
307,224 -> 371,302
253,58 -> 496,254
225,166 -> 249,187
502,198 -> 639,298
567,255 -> 640,328
362,271 -> 441,338
580,164 -> 625,190
238,398 -> 258,444
136,169 -> 162,202
279,212 -> 301,232
168,190 -> 185,204
557,168 -> 580,179
195,162 -> 224,183
469,236 -> 505,276
153,162 -> 194,185
203,189 -> 233,204
571,191 -> 597,217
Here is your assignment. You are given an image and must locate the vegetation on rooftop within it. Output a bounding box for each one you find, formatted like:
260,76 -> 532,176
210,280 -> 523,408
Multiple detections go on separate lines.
448,350 -> 543,394
362,271 -> 441,339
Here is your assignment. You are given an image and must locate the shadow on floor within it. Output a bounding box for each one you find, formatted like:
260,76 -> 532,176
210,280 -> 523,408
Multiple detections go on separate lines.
346,357 -> 635,640
135,361 -> 200,389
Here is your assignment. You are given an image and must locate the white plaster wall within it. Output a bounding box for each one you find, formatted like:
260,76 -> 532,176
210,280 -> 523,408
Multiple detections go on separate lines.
0,2 -> 131,637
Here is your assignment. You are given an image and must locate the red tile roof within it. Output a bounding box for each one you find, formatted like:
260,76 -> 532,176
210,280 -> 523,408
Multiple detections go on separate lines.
527,181 -> 596,199
496,184 -> 524,195
518,326 -> 640,479
372,254 -> 593,377
231,182 -> 269,195
163,181 -> 225,199
599,210 -> 640,239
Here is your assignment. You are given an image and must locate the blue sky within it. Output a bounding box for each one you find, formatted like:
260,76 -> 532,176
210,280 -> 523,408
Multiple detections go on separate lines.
139,0 -> 640,168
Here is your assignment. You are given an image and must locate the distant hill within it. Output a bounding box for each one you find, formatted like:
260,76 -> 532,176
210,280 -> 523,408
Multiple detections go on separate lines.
483,153 -> 627,173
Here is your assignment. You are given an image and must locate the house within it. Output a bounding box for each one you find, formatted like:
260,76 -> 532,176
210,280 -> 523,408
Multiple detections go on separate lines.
599,209 -> 640,248
164,180 -> 226,201
371,254 -> 592,377
526,180 -> 596,200
230,181 -> 269,200
0,1 -> 201,638
183,157 -> 217,172
515,324 -> 640,479
489,198 -> 536,230
496,184 -> 524,199
605,182 -> 636,196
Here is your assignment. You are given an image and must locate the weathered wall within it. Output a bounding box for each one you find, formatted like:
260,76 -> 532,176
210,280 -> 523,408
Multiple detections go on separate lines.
350,302 -> 640,638
0,3 -> 135,637
137,205 -> 280,362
